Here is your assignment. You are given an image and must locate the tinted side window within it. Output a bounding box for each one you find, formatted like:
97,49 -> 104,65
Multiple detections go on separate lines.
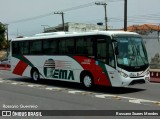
30,41 -> 42,55
76,37 -> 84,55
75,37 -> 93,56
12,41 -> 29,55
23,42 -> 29,54
59,38 -> 75,54
12,42 -> 20,55
97,39 -> 106,63
43,39 -> 58,54
65,38 -> 75,54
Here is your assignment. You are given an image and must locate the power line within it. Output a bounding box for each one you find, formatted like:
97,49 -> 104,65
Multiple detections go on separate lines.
7,0 -> 160,32
82,14 -> 160,26
84,11 -> 160,22
7,0 -> 123,24
109,12 -> 160,22
59,2 -> 94,12
7,13 -> 53,24
7,2 -> 95,24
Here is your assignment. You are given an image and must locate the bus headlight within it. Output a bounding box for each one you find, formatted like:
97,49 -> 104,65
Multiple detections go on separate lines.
146,70 -> 150,75
145,77 -> 150,81
118,71 -> 128,78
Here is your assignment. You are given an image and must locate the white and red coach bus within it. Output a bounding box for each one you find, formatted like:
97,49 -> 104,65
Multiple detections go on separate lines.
10,31 -> 150,88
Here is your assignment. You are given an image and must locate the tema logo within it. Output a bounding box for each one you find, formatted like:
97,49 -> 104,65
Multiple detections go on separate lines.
43,59 -> 74,80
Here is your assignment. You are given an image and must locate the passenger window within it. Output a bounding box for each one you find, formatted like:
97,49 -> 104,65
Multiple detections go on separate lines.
97,39 -> 106,63
43,39 -> 58,54
59,38 -> 75,54
76,37 -> 93,56
22,42 -> 29,54
12,42 -> 20,55
30,41 -> 42,55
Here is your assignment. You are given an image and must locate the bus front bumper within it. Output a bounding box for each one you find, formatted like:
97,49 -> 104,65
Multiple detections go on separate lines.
121,76 -> 150,86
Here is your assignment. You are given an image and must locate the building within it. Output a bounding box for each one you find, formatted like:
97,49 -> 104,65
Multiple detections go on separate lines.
44,22 -> 107,32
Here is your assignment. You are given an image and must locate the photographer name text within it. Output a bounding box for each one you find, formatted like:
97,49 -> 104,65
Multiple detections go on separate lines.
3,104 -> 38,109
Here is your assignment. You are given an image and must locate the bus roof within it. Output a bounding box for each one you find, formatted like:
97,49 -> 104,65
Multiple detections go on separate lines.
12,31 -> 140,41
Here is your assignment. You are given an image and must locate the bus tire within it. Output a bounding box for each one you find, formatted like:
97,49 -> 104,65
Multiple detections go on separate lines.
31,69 -> 40,82
81,73 -> 94,88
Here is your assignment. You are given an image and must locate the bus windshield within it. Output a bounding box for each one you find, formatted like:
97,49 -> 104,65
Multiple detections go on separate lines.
114,36 -> 149,71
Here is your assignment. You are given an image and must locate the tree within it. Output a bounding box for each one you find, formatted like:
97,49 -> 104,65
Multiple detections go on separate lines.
0,22 -> 7,50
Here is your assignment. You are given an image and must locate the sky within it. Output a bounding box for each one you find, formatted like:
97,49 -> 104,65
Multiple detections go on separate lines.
0,0 -> 160,39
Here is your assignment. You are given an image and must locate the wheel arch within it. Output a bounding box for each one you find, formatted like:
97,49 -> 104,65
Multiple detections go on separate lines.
80,70 -> 94,83
30,67 -> 39,77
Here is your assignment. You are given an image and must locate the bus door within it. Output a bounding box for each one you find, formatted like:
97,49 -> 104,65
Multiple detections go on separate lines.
96,36 -> 120,86
106,38 -> 122,86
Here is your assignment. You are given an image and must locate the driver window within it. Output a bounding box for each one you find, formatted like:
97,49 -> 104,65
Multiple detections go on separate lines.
97,40 -> 106,63
108,41 -> 115,67
97,36 -> 115,68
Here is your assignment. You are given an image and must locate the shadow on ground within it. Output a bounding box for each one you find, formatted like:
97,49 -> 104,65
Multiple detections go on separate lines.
4,77 -> 146,95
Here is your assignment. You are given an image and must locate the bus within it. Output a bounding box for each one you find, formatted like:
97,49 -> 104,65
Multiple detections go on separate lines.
11,31 -> 150,88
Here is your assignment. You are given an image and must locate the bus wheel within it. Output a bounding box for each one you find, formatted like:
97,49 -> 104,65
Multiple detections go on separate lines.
82,74 -> 93,88
31,69 -> 40,82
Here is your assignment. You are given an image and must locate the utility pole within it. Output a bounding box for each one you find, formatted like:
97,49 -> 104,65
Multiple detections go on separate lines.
54,12 -> 65,31
95,2 -> 108,30
124,0 -> 127,31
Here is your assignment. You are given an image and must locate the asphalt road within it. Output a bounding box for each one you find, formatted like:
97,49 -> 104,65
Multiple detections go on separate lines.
0,70 -> 160,119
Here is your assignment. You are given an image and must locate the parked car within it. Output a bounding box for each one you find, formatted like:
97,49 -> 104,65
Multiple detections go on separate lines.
0,57 -> 11,65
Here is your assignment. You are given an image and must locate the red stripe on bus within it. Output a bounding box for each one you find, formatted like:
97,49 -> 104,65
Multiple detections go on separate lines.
13,60 -> 28,76
73,56 -> 111,86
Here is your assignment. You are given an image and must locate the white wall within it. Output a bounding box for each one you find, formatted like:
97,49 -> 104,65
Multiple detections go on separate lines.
143,32 -> 160,63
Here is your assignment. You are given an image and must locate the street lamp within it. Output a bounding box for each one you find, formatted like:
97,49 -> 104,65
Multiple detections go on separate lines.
95,2 -> 108,30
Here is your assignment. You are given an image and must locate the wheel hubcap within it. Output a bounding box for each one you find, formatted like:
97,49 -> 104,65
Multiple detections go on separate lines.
33,71 -> 38,81
84,76 -> 92,87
